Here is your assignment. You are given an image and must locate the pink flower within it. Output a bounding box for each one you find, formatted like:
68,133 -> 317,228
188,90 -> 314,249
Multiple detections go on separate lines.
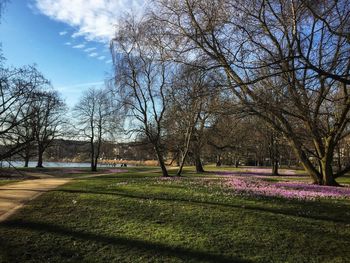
224,175 -> 350,200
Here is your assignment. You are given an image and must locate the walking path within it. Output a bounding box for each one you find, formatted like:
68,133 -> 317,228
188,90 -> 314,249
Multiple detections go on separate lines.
0,166 -> 192,222
0,178 -> 71,222
0,170 -> 124,222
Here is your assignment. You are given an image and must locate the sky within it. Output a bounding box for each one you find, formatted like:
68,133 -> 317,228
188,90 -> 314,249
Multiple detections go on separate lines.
0,0 -> 145,107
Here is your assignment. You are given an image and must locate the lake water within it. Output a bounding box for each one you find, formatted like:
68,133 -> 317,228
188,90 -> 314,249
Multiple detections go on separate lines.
0,161 -> 120,168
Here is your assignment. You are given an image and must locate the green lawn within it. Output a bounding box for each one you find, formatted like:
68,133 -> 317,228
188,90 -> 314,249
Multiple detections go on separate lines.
1,167 -> 350,262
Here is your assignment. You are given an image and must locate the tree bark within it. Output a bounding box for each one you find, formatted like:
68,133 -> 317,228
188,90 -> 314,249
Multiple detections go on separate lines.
36,147 -> 44,168
92,124 -> 103,173
176,124 -> 194,176
194,152 -> 204,173
235,159 -> 239,168
289,136 -> 342,185
90,136 -> 97,172
154,146 -> 169,177
177,149 -> 189,176
272,160 -> 279,176
23,145 -> 32,168
158,156 -> 169,177
216,154 -> 222,167
24,156 -> 29,168
336,146 -> 342,173
320,153 -> 339,186
289,138 -> 322,184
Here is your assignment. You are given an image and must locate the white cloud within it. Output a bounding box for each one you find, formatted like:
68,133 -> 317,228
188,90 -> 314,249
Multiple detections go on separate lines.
71,32 -> 81,39
89,52 -> 98,57
56,81 -> 104,91
35,0 -> 146,43
105,59 -> 113,64
84,47 -> 97,52
97,56 -> 106,60
64,42 -> 72,46
73,44 -> 86,49
59,31 -> 68,36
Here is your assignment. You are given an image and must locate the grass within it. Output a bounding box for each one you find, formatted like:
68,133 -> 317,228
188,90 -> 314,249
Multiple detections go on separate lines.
0,167 -> 350,262
337,175 -> 350,185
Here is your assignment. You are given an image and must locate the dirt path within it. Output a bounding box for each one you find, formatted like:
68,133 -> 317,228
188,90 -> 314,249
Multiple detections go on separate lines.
0,178 -> 71,222
0,167 -> 174,222
0,171 -> 119,222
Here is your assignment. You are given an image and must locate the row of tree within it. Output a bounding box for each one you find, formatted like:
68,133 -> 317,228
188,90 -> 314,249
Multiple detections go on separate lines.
1,1 -> 64,168
0,2 -> 121,171
110,0 -> 350,186
0,56 -> 295,176
0,63 -> 122,171
0,63 -> 66,168
2,0 -> 350,187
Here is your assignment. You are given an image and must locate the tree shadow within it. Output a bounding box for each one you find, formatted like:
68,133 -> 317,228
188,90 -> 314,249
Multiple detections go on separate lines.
210,171 -> 304,177
56,188 -> 350,224
0,219 -> 251,263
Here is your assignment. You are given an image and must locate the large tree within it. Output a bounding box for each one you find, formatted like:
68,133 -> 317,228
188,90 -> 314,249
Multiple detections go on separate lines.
74,87 -> 120,172
165,65 -> 213,175
15,96 -> 37,167
0,66 -> 47,162
153,0 -> 350,185
112,16 -> 172,177
31,89 -> 66,168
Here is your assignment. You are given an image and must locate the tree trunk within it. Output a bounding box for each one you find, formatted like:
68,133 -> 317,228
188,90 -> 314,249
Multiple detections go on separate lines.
159,156 -> 169,177
336,146 -> 342,173
24,157 -> 29,168
93,156 -> 99,172
176,157 -> 185,176
194,152 -> 204,173
92,150 -> 100,172
36,146 -> 44,168
23,146 -> 31,168
216,154 -> 222,167
289,137 -> 340,186
234,156 -> 239,168
289,140 -> 322,184
92,126 -> 103,173
177,124 -> 194,176
177,149 -> 190,176
90,138 -> 96,172
272,160 -> 279,176
154,146 -> 169,177
91,158 -> 96,171
320,156 -> 339,186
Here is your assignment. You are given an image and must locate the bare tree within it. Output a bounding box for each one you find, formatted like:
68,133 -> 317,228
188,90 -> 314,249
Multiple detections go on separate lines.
14,98 -> 37,167
166,66 -> 211,175
208,115 -> 252,168
153,0 -> 350,185
112,16 -> 171,177
31,89 -> 66,168
0,66 -> 47,162
74,87 -> 121,172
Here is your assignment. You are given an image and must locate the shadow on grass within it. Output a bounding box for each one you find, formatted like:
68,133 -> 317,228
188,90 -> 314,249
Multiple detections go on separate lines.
0,219 -> 250,263
209,171 -> 305,177
81,174 -> 159,180
57,188 -> 350,224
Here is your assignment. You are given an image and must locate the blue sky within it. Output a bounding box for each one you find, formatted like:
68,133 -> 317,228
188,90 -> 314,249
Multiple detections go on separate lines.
0,0 -> 144,107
